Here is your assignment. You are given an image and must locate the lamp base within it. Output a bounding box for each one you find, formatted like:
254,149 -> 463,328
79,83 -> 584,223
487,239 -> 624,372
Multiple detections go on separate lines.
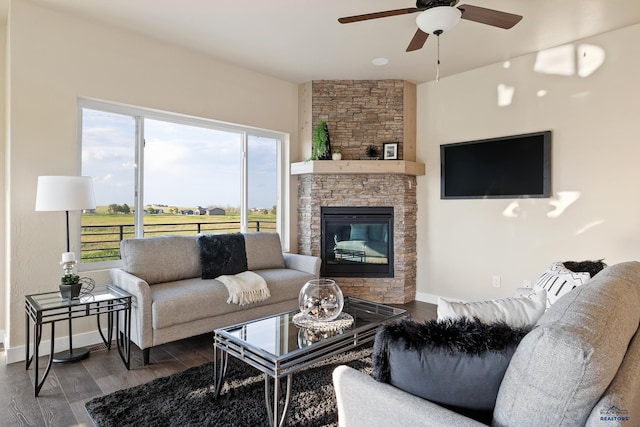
52,347 -> 90,364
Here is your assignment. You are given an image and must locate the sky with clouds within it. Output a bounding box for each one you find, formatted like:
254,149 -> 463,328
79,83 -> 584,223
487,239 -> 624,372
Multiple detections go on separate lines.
81,109 -> 278,210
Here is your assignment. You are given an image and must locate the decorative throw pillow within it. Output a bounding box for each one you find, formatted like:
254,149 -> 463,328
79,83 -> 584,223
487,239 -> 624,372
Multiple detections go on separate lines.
373,318 -> 531,417
534,261 -> 595,307
562,259 -> 607,278
349,224 -> 369,241
243,232 -> 285,271
197,233 -> 248,280
367,224 -> 386,242
437,289 -> 547,328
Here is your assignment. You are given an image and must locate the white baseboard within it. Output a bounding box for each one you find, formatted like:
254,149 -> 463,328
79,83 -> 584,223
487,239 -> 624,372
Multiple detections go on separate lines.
415,291 -> 466,305
415,291 -> 440,305
4,328 -> 110,365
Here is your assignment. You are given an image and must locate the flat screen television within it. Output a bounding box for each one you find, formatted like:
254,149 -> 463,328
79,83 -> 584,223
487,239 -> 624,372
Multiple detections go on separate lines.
441,131 -> 551,199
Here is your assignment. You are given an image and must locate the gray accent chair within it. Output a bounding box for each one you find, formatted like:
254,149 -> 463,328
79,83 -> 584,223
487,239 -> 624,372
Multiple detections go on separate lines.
333,261 -> 640,427
110,232 -> 320,365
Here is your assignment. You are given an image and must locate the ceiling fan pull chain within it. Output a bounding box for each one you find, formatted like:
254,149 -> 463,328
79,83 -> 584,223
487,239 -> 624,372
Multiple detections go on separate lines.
436,32 -> 441,82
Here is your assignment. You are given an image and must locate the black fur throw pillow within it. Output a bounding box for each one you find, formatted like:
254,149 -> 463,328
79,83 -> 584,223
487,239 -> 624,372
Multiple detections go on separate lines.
372,318 -> 531,415
198,233 -> 248,279
562,259 -> 607,277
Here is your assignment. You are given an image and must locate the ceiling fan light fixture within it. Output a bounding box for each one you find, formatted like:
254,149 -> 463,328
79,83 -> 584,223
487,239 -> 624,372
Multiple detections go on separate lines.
415,6 -> 462,34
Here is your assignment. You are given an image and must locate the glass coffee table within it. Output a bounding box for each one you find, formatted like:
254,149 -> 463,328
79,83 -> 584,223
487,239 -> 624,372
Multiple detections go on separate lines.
213,297 -> 407,427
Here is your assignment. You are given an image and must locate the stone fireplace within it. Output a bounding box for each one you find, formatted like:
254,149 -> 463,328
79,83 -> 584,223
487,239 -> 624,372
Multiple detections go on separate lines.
294,171 -> 419,304
293,79 -> 423,304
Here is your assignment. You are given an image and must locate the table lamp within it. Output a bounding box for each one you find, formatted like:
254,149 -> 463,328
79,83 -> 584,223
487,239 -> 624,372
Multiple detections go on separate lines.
35,175 -> 96,363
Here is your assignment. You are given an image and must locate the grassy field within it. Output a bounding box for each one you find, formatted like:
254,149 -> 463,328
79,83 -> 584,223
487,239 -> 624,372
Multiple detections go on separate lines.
80,209 -> 276,262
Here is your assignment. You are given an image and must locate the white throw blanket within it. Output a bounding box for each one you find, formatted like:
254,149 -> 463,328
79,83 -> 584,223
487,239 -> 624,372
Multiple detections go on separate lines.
217,271 -> 271,306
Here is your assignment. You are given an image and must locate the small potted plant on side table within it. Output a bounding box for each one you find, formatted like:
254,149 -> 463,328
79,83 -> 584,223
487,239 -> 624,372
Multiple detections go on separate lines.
60,252 -> 82,299
60,273 -> 82,300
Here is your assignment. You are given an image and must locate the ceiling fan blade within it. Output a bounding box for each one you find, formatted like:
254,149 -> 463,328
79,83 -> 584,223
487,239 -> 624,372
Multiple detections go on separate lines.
406,29 -> 429,52
338,8 -> 419,24
458,4 -> 523,29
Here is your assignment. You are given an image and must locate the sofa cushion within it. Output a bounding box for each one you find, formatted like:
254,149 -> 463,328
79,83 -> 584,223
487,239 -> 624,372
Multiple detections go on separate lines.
437,289 -> 546,328
243,232 -> 285,271
252,268 -> 316,293
150,270 -> 308,329
493,262 -> 640,427
198,233 -> 248,279
373,318 -> 531,414
120,235 -> 201,285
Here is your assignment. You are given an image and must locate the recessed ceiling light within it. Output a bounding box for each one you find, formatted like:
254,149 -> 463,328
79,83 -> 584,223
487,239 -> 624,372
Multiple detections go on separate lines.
372,57 -> 389,66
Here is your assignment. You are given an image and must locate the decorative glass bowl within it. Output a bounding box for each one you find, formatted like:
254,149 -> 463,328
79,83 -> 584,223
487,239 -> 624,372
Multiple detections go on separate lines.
298,279 -> 344,322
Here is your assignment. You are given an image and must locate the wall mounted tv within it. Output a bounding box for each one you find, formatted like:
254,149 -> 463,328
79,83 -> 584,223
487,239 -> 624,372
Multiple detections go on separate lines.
441,131 -> 551,199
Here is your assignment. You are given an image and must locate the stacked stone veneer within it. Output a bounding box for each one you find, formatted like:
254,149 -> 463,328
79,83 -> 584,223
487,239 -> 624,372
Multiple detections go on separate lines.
311,80 -> 408,161
297,173 -> 417,304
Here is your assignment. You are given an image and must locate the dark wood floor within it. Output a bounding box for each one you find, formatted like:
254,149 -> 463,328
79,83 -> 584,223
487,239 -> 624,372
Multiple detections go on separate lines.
0,300 -> 436,426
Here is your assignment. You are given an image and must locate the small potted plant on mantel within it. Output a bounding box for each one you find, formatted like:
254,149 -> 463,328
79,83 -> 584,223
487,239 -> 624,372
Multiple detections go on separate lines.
361,144 -> 380,160
332,148 -> 342,161
308,119 -> 332,161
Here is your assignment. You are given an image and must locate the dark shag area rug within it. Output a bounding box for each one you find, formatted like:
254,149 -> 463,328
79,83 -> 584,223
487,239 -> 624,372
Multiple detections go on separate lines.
85,346 -> 373,427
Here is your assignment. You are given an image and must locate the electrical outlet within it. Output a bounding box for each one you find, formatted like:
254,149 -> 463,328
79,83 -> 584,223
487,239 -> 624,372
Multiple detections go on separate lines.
492,275 -> 501,288
523,280 -> 532,288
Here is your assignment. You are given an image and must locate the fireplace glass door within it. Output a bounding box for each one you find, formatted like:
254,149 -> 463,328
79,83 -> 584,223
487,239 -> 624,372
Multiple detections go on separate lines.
321,207 -> 393,278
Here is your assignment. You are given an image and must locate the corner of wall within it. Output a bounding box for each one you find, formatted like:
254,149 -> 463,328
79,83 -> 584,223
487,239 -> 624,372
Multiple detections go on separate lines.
403,81 -> 417,161
297,81 -> 312,162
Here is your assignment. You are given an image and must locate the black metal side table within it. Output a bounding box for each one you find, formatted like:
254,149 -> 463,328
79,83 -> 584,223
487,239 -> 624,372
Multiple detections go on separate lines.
25,284 -> 132,397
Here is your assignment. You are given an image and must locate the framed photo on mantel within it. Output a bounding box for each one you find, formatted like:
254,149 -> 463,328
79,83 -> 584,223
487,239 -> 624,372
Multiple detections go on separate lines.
383,142 -> 398,160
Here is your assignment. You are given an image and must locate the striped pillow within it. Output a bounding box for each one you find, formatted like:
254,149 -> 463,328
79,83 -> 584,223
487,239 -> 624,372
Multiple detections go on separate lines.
534,262 -> 591,307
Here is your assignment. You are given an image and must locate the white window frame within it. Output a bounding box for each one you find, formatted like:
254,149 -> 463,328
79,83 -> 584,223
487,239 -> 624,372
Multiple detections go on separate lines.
77,98 -> 289,271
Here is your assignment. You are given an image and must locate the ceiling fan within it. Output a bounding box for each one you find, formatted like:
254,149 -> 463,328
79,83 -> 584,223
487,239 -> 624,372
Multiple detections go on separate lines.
338,0 -> 523,52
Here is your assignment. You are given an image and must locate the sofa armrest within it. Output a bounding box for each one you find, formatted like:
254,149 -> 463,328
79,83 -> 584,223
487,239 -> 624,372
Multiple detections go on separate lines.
110,268 -> 153,350
333,366 -> 488,427
282,253 -> 321,278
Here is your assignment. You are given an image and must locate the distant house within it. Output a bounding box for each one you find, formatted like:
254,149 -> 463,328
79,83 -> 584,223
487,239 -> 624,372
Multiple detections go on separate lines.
180,209 -> 194,215
194,207 -> 207,215
82,209 -> 96,214
207,208 -> 225,216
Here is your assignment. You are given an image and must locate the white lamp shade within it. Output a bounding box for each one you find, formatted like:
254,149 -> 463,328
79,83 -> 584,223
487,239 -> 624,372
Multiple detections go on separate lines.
35,176 -> 96,211
416,6 -> 462,34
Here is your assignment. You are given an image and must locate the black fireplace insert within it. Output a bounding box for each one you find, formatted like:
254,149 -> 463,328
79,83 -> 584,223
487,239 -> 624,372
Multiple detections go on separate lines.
321,206 -> 394,278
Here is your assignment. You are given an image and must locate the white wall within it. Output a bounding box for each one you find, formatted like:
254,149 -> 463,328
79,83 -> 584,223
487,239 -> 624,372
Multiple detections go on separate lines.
416,24 -> 640,303
0,15 -> 6,346
3,0 -> 299,360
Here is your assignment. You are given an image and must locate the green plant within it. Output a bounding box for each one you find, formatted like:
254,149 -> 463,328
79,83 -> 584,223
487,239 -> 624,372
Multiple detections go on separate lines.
61,273 -> 80,285
366,144 -> 379,158
309,120 -> 330,160
332,148 -> 341,154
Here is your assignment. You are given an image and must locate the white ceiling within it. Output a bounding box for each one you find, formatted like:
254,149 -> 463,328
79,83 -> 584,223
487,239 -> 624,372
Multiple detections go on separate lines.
32,0 -> 640,83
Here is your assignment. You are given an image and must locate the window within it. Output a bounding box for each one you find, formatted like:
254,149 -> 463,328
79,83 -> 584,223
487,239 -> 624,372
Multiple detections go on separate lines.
80,99 -> 288,267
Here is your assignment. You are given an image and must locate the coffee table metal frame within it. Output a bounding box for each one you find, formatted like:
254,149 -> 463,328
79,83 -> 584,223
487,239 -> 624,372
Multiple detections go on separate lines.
213,297 -> 407,427
25,284 -> 132,397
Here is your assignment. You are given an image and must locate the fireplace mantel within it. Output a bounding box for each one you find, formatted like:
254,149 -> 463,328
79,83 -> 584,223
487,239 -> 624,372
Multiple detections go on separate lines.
290,160 -> 426,176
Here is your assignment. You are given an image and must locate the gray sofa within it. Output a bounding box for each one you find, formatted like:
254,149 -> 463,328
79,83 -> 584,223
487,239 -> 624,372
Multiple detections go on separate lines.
333,261 -> 640,426
110,232 -> 320,365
